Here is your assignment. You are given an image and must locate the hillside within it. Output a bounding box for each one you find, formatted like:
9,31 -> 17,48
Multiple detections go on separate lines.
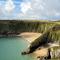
0,20 -> 59,35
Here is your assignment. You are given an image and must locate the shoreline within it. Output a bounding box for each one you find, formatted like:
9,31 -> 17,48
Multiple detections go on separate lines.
0,32 -> 51,58
19,32 -> 48,58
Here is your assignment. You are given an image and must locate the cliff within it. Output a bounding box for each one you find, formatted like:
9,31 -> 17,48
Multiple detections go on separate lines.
0,20 -> 59,35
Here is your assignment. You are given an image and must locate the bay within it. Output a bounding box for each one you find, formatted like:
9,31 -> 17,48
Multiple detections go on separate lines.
0,37 -> 36,60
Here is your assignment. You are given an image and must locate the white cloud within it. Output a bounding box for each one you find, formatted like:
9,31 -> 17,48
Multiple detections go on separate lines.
0,5 -> 3,15
54,12 -> 60,16
18,0 -> 45,19
5,0 -> 15,13
0,2 -> 5,16
0,2 -> 7,17
0,0 -> 60,20
18,0 -> 60,20
20,2 -> 32,14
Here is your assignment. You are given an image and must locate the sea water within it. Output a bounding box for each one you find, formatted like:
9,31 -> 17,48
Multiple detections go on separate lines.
0,37 -> 36,60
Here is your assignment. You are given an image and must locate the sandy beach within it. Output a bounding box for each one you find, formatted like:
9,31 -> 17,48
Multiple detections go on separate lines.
32,48 -> 48,58
19,32 -> 42,43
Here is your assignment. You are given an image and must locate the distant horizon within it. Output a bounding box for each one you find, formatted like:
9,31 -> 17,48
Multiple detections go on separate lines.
0,19 -> 59,21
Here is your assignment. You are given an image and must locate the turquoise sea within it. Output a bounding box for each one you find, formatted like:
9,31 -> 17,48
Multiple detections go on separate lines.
0,37 -> 36,60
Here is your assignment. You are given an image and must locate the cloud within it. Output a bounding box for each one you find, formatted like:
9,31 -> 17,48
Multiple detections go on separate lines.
0,0 -> 16,19
0,0 -> 60,20
0,1 -> 4,15
18,0 -> 60,20
0,1 -> 7,16
0,5 -> 3,15
18,0 -> 45,19
5,0 -> 15,13
20,2 -> 32,14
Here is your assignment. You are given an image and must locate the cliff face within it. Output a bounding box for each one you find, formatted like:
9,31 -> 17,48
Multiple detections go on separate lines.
0,20 -> 58,35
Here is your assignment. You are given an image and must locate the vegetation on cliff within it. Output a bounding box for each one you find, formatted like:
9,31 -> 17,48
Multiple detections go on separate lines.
0,20 -> 59,34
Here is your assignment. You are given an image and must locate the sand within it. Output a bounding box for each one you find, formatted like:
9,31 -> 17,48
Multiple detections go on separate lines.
19,32 -> 42,43
32,48 -> 48,58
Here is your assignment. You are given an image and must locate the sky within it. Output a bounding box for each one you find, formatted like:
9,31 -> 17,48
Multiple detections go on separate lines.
0,0 -> 60,20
